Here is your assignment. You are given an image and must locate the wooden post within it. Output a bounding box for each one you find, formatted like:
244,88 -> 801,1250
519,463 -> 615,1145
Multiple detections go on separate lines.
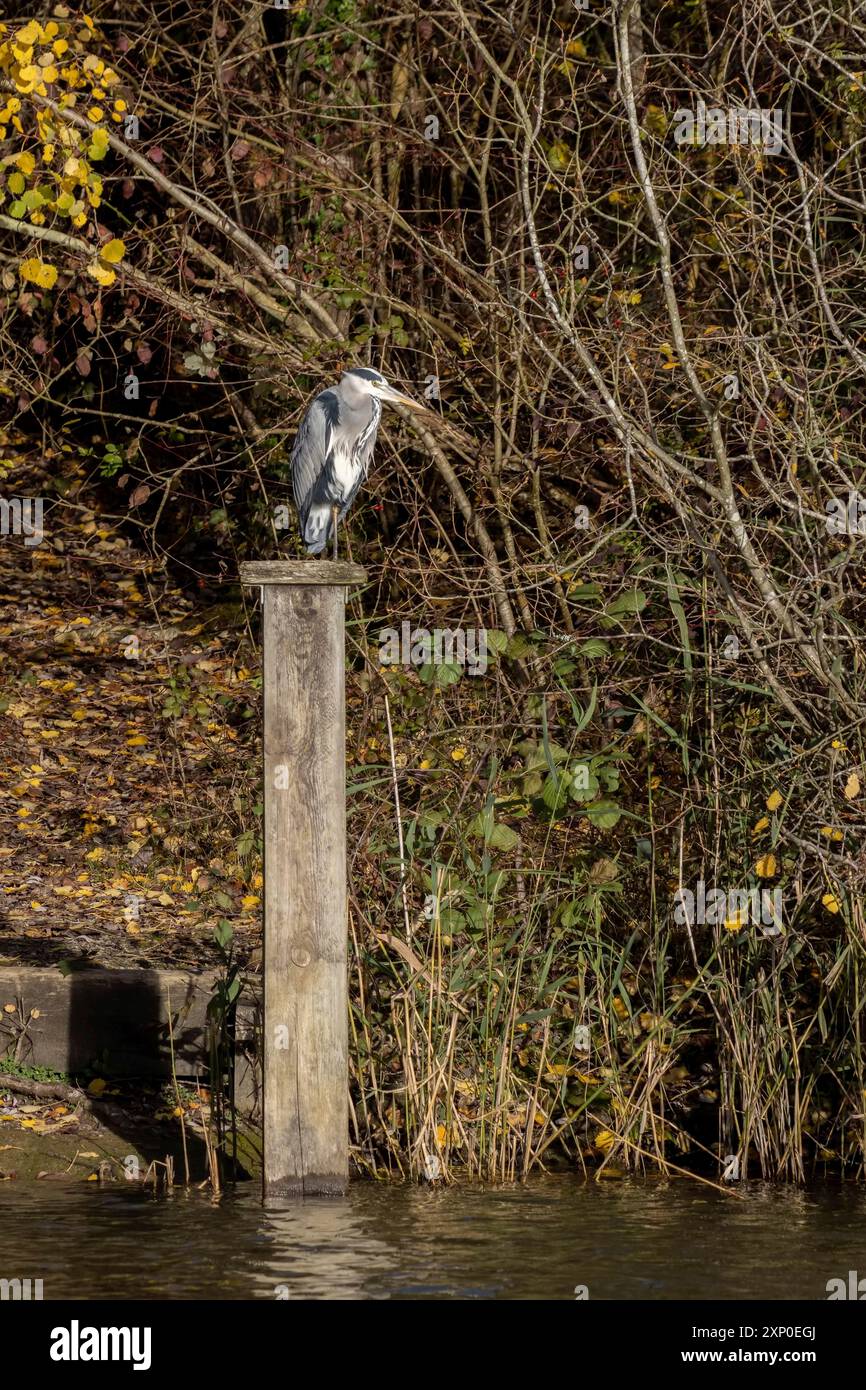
239,560 -> 366,1197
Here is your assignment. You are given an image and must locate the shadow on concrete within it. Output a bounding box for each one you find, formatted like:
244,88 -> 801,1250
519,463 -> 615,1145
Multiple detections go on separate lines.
67,963 -> 216,1181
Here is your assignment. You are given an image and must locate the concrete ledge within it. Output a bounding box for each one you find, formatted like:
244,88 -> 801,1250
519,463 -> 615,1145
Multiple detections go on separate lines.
0,966 -> 261,1115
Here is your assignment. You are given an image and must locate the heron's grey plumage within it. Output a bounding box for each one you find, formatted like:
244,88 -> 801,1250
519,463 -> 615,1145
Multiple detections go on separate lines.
291,367 -> 426,555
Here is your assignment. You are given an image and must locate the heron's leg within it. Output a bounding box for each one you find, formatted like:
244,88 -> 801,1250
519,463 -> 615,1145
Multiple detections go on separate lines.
331,504 -> 339,560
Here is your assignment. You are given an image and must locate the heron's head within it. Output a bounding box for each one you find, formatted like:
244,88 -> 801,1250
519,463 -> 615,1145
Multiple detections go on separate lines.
340,367 -> 430,413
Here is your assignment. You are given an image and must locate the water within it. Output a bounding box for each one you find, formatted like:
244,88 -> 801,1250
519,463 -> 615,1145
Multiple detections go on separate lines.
3,1177 -> 865,1299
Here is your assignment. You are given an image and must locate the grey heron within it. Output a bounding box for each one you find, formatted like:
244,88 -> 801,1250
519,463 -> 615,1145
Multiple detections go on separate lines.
291,367 -> 429,557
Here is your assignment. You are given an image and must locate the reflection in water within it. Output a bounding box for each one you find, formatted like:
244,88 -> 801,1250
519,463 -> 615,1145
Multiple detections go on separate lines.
1,1177 -> 864,1300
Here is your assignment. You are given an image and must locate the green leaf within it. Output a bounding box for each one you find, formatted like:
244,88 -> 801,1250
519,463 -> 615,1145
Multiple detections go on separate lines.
214,918 -> 234,950
605,588 -> 648,617
467,807 -> 519,852
598,761 -> 620,792
485,629 -> 508,655
584,799 -> 622,829
573,681 -> 597,735
579,638 -> 610,659
505,633 -> 534,659
418,660 -> 462,687
568,764 -> 599,802
542,769 -> 572,811
560,899 -> 587,928
521,739 -> 570,773
488,821 -> 519,852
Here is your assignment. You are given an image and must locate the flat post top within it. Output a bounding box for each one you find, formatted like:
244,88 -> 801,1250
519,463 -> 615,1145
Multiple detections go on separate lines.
239,560 -> 367,586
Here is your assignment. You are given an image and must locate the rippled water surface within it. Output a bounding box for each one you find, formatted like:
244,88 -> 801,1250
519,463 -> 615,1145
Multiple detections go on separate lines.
3,1177 -> 865,1299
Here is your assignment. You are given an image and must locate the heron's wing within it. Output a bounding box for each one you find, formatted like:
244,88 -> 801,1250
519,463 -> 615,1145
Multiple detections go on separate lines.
291,389 -> 340,523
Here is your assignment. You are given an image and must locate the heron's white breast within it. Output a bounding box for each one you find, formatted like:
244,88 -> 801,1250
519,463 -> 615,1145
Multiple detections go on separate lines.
331,441 -> 362,499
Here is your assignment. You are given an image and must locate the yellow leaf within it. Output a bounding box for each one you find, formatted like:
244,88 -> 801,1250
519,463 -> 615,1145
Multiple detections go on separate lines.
755,854 -> 777,878
241,895 -> 260,910
389,60 -> 409,121
819,826 -> 844,841
450,747 -> 467,762
86,260 -> 115,286
595,1128 -> 617,1151
766,789 -> 783,812
19,257 -> 58,289
99,237 -> 125,264
87,1078 -> 107,1096
723,913 -> 745,932
547,140 -> 572,172
752,816 -> 769,835
822,892 -> 840,914
126,734 -> 147,746
844,771 -> 860,800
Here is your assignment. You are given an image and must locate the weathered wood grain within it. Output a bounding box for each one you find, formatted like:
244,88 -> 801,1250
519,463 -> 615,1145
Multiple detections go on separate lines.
240,560 -> 367,587
262,581 -> 351,1196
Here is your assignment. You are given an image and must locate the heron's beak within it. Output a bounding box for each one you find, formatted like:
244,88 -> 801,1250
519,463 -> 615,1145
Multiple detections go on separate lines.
376,384 -> 432,413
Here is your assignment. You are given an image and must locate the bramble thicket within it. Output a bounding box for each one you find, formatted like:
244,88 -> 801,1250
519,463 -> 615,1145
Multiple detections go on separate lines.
1,2 -> 866,1182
